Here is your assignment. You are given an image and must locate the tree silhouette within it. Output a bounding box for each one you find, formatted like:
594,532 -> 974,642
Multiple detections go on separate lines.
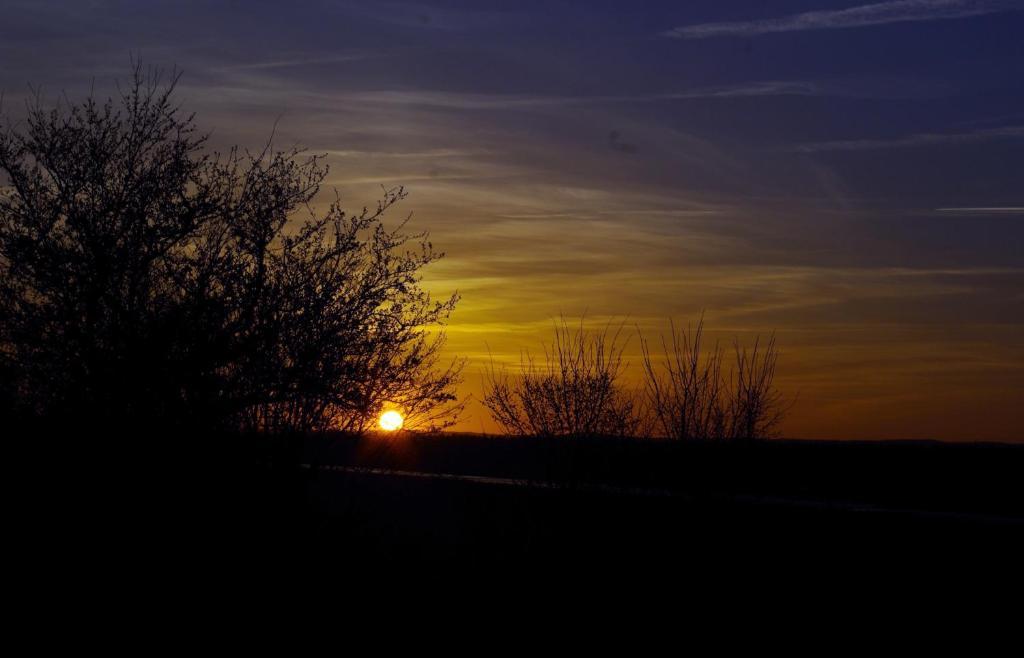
483,318 -> 643,438
0,66 -> 462,434
640,317 -> 788,440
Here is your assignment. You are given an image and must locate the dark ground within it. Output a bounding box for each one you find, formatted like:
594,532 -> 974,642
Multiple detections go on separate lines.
281,433 -> 1024,583
13,430 -> 1024,593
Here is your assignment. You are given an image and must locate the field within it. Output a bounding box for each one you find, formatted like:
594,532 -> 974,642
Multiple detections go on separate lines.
14,430 -> 1022,594
273,434 -> 1024,577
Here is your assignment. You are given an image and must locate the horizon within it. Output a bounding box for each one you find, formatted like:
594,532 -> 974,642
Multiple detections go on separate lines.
1,0 -> 1022,441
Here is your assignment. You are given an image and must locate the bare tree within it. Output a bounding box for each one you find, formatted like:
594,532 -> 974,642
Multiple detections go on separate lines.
641,317 -> 788,440
0,66 -> 463,434
640,317 -> 727,440
229,186 -> 465,434
483,318 -> 643,438
725,334 -> 786,440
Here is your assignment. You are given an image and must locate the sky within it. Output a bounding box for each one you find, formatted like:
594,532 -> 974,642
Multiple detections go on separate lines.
1,0 -> 1022,440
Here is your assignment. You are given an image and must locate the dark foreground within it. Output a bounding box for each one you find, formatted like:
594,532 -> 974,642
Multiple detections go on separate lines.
15,430 -> 1024,591
291,434 -> 1024,574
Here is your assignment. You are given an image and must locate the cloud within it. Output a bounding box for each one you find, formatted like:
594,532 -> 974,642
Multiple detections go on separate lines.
795,125 -> 1024,152
935,207 -> 1024,215
210,53 -> 375,72
664,0 -> 1023,39
235,81 -> 823,112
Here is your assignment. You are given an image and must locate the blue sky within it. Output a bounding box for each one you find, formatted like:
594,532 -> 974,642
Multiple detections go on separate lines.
2,1 -> 1022,439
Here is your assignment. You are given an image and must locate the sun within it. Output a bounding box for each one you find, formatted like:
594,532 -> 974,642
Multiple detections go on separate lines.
378,409 -> 405,431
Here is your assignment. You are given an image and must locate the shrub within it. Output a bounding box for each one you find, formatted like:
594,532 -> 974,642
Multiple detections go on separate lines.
483,318 -> 643,438
641,316 -> 787,440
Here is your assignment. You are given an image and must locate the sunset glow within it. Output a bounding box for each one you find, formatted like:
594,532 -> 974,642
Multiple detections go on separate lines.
1,1 -> 1021,442
2,0 -> 1022,580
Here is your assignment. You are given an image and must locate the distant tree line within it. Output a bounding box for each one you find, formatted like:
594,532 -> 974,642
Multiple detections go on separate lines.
0,67 -> 463,434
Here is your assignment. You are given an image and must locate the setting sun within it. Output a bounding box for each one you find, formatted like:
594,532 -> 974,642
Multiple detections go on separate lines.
378,410 -> 404,431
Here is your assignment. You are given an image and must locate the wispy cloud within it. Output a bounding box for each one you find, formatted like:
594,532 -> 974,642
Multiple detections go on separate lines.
259,81 -> 823,111
795,125 -> 1024,152
935,207 -> 1024,215
211,53 -> 375,72
665,0 -> 1023,39
185,80 -> 827,117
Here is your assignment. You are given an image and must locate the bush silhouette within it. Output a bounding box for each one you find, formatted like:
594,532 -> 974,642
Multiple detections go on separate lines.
483,318 -> 644,438
0,67 -> 462,434
641,316 -> 787,440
